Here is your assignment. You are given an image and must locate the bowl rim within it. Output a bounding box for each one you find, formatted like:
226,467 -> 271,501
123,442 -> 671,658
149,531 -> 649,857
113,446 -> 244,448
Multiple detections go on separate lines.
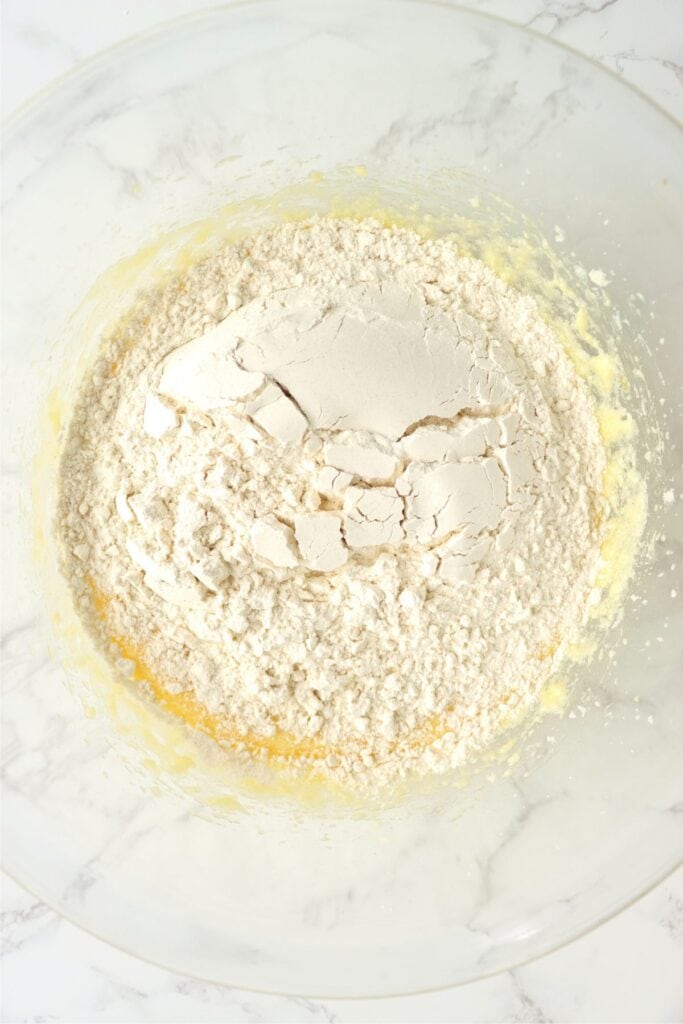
2,0 -> 682,136
4,857 -> 682,1000
2,0 -> 682,998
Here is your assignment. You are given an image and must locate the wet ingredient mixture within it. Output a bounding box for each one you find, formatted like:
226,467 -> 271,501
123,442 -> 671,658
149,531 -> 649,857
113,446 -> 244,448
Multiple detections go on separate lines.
58,217 -> 608,786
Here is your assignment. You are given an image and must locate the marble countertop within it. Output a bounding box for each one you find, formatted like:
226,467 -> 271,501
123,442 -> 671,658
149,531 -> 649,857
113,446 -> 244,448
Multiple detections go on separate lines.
2,1 -> 682,1021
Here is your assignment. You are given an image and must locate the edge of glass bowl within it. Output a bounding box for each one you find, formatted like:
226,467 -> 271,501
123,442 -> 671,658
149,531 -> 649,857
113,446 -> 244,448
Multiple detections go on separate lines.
2,0 -> 682,998
2,0 -> 682,137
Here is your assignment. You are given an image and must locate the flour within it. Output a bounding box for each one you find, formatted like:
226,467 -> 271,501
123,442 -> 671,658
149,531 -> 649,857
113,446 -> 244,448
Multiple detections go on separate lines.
58,217 -> 608,786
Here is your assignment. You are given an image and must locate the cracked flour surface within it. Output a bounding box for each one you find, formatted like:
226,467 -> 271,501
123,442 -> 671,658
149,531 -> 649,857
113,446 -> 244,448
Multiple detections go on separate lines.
58,217 -> 607,787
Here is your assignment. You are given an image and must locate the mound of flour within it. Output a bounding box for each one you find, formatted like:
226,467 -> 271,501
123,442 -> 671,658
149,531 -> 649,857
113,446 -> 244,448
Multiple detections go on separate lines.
58,217 -> 607,785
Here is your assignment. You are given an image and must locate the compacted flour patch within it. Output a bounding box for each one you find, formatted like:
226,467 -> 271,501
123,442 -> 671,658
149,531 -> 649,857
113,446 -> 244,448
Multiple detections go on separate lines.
58,217 -> 609,786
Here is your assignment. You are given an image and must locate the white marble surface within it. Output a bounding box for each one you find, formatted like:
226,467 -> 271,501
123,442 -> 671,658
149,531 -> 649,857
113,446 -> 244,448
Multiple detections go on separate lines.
2,866 -> 683,1023
2,1 -> 682,1021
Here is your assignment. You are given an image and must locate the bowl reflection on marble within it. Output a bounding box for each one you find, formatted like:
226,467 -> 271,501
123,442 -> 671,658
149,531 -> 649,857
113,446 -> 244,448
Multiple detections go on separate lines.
2,0 -> 682,998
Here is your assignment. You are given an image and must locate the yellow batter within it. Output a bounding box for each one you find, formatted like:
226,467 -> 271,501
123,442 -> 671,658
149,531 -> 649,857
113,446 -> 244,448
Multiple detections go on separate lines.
34,171 -> 646,804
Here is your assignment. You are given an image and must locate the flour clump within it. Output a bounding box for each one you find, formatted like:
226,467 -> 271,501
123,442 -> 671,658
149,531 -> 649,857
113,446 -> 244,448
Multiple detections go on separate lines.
58,217 -> 607,786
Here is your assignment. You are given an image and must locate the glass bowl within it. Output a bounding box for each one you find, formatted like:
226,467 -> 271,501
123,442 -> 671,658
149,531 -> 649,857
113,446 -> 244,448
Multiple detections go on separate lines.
2,0 -> 682,997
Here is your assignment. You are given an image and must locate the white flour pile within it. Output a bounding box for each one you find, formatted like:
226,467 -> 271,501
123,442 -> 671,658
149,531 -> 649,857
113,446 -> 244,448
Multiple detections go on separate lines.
58,217 -> 607,786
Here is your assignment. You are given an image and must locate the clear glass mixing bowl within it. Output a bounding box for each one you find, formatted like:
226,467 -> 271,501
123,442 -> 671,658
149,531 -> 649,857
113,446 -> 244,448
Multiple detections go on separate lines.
2,0 -> 682,997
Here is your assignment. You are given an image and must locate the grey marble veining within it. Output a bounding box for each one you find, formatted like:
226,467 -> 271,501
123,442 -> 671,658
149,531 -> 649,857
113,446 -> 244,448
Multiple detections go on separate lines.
2,869 -> 683,1022
2,1 -> 682,1021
